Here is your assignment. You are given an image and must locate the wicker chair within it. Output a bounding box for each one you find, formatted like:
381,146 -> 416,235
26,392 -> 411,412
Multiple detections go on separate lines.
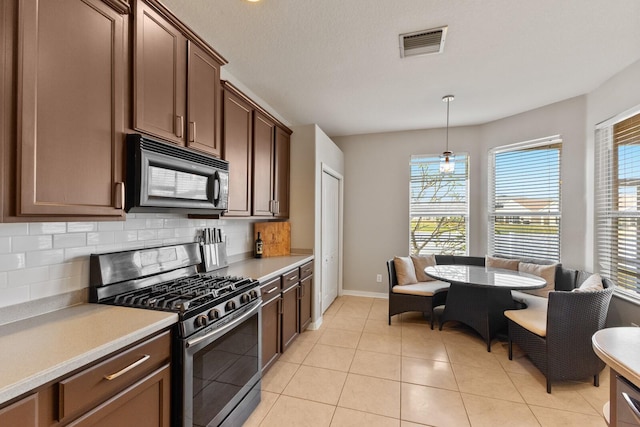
506,276 -> 615,393
386,259 -> 449,329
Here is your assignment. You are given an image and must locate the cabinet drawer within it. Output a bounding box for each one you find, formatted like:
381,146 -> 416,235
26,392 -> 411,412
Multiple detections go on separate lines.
299,261 -> 313,280
58,331 -> 171,421
282,269 -> 299,291
261,276 -> 282,304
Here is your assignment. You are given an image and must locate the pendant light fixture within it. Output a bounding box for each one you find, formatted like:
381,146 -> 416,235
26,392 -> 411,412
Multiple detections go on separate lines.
440,95 -> 455,174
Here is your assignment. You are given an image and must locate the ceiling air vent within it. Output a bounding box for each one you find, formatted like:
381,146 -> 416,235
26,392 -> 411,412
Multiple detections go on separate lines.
399,26 -> 447,58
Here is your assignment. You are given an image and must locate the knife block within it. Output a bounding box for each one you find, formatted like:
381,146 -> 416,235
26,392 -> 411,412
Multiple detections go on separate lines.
202,242 -> 228,272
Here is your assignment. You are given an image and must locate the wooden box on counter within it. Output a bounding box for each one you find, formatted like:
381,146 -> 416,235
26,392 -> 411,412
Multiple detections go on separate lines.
254,222 -> 290,257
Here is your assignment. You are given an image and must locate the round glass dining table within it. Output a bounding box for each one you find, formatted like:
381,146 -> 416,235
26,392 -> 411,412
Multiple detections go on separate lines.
425,265 -> 546,352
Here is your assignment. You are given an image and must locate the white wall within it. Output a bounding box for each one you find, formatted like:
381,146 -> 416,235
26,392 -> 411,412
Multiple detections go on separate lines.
290,124 -> 344,325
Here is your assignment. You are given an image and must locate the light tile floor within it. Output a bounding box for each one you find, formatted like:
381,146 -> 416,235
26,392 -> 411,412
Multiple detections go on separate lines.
244,296 -> 609,427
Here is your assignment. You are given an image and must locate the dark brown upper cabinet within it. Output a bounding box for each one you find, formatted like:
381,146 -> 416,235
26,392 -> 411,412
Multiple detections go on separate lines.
252,111 -> 276,217
274,126 -> 291,218
133,0 -> 225,157
11,0 -> 129,219
222,86 -> 253,217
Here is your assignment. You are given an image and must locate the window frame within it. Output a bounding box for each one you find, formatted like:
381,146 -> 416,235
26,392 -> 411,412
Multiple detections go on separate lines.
409,153 -> 470,256
595,105 -> 640,301
487,136 -> 563,261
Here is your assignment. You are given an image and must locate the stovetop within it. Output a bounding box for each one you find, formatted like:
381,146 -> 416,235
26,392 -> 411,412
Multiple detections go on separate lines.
89,243 -> 261,338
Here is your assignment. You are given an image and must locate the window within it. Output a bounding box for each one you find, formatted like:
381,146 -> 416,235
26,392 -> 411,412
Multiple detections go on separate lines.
409,154 -> 469,255
488,137 -> 562,261
596,108 -> 640,298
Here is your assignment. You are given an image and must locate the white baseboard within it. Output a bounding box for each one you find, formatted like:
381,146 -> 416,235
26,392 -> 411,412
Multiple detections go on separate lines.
341,289 -> 388,299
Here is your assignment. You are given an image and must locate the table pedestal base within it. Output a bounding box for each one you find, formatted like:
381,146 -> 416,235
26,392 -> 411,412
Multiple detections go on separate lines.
439,283 -> 515,352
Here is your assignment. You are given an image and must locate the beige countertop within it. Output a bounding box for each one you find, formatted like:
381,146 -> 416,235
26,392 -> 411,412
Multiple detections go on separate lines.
593,327 -> 640,388
0,304 -> 177,405
226,254 -> 314,282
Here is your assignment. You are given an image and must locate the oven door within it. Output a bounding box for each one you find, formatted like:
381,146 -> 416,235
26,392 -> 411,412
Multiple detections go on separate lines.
179,300 -> 262,427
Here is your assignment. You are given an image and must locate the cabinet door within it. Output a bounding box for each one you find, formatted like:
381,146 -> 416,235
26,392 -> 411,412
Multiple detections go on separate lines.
222,89 -> 253,216
261,296 -> 281,373
134,0 -> 186,145
274,126 -> 290,218
252,112 -> 275,216
187,41 -> 222,156
67,365 -> 171,427
0,393 -> 37,427
16,0 -> 127,217
299,275 -> 312,332
281,284 -> 299,352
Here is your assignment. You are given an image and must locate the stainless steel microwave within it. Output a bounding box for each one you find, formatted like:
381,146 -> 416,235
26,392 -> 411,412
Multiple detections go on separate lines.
125,134 -> 229,215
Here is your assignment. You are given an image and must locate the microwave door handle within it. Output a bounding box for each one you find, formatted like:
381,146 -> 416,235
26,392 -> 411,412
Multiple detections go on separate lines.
213,171 -> 220,207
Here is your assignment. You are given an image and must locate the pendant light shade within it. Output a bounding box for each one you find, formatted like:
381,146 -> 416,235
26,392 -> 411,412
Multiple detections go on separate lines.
440,95 -> 455,174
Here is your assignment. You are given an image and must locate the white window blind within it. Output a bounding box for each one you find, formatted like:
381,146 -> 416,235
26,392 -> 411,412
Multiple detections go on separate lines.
410,154 -> 469,255
488,137 -> 562,261
596,108 -> 640,298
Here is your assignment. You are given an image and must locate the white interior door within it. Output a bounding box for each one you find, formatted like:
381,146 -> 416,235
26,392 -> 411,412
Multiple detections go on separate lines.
321,170 -> 340,313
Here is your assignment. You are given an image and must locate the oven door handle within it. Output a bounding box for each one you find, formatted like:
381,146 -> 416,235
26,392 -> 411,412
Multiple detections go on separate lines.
186,301 -> 260,349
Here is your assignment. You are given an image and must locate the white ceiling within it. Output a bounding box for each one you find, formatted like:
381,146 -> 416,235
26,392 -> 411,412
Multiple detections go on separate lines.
161,0 -> 640,137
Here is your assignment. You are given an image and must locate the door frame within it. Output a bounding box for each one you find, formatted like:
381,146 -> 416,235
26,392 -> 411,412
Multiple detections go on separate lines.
320,163 -> 344,314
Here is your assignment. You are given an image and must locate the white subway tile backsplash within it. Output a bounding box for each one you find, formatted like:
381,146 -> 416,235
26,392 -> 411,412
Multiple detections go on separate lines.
113,230 -> 138,243
0,253 -> 26,271
0,237 -> 11,254
8,266 -> 49,287
64,246 -> 97,262
0,214 -> 256,310
0,223 -> 29,236
98,221 -> 125,231
26,249 -> 65,268
29,222 -> 67,235
0,286 -> 30,308
67,222 -> 98,233
87,232 -> 115,246
53,233 -> 87,249
12,235 -> 53,252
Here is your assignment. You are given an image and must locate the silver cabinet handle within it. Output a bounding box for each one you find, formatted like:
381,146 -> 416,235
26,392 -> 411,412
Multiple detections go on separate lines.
103,354 -> 150,381
623,392 -> 640,423
265,286 -> 279,294
115,182 -> 125,209
189,121 -> 196,142
176,115 -> 184,138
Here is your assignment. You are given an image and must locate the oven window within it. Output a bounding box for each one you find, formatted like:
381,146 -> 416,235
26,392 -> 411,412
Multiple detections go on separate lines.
148,166 -> 208,200
192,314 -> 259,427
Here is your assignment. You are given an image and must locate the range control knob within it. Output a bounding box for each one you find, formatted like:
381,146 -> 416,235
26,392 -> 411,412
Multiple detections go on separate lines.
194,315 -> 208,328
225,301 -> 236,312
208,309 -> 220,321
240,294 -> 251,304
249,290 -> 259,300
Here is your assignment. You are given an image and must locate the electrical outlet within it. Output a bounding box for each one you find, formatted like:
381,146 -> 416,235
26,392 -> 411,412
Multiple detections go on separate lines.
376,274 -> 382,283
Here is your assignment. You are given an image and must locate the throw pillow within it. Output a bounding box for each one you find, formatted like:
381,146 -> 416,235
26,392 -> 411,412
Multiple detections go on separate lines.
393,256 -> 418,285
573,273 -> 604,292
411,254 -> 437,282
486,255 -> 519,271
518,262 -> 557,297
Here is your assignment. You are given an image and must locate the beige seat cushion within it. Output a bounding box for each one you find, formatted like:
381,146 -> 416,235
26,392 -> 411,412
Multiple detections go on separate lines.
411,254 -> 436,282
573,273 -> 604,292
511,291 -> 548,311
519,262 -> 557,297
392,280 -> 450,297
504,306 -> 548,337
394,256 -> 417,285
486,255 -> 519,271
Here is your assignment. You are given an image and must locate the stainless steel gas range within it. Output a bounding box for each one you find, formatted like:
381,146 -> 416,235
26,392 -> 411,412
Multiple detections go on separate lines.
89,243 -> 262,427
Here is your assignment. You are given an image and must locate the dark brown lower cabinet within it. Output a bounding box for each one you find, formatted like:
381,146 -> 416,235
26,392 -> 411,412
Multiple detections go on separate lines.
0,393 -> 37,427
281,284 -> 300,353
261,296 -> 282,374
67,365 -> 171,427
299,275 -> 313,332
